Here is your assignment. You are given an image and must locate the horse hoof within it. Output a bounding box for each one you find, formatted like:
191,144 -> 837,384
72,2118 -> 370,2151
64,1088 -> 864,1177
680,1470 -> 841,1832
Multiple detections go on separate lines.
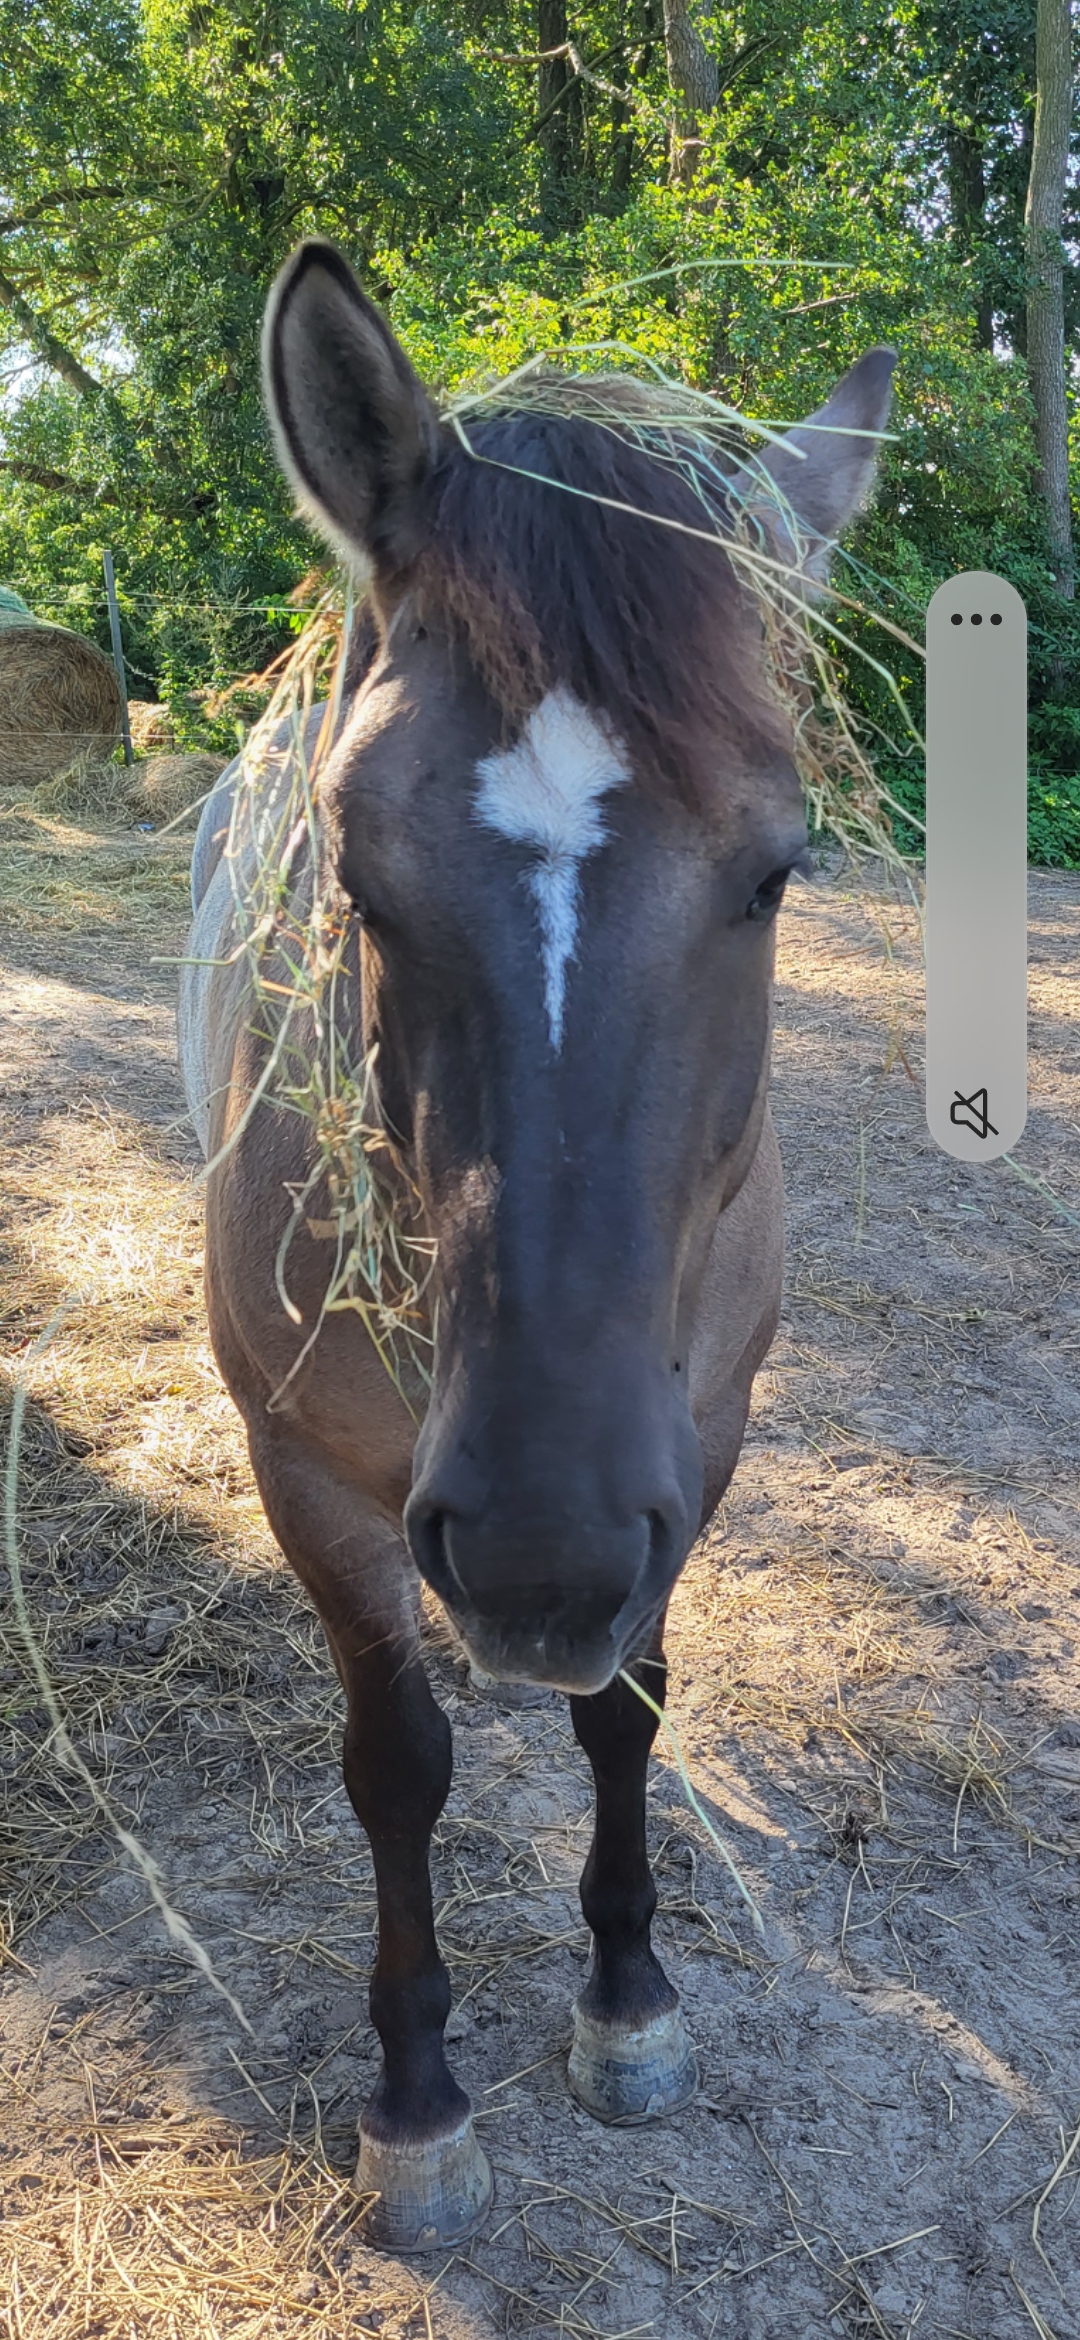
354,2113 -> 492,2252
567,2001 -> 698,2125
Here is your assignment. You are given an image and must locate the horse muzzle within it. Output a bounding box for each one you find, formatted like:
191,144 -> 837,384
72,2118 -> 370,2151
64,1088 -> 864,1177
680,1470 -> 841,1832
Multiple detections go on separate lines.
404,1500 -> 687,1695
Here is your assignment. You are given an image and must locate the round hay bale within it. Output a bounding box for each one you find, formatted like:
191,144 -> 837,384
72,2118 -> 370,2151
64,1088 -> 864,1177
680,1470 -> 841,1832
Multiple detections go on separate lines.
140,751 -> 227,824
128,699 -> 177,756
0,622 -> 122,787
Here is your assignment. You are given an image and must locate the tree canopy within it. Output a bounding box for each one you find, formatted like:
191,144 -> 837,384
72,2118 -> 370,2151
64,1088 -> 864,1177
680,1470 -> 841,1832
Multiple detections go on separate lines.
1,1 -> 1077,855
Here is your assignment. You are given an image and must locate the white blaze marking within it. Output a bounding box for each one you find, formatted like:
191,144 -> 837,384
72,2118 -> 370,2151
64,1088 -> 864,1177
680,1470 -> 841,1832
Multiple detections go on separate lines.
473,689 -> 630,1049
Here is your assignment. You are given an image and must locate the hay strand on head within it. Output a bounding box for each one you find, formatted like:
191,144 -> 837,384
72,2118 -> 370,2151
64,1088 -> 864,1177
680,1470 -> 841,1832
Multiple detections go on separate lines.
444,355 -> 921,898
194,583 -> 437,1416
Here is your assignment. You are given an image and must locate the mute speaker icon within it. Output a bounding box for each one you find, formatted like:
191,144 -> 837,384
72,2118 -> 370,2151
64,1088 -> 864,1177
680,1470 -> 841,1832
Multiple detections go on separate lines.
949,1088 -> 998,1141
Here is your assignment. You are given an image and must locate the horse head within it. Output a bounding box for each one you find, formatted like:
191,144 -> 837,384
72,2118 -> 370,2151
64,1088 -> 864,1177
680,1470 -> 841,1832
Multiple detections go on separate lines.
262,242 -> 895,1693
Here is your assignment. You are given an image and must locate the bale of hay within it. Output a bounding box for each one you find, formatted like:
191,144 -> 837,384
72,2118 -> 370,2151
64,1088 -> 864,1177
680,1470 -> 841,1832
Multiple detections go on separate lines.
128,699 -> 176,755
0,586 -> 34,630
0,622 -> 123,787
140,751 -> 227,824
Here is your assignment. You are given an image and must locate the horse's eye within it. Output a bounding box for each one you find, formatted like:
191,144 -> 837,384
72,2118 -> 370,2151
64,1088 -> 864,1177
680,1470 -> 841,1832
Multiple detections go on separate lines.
745,847 -> 813,923
352,896 -> 399,949
745,866 -> 792,921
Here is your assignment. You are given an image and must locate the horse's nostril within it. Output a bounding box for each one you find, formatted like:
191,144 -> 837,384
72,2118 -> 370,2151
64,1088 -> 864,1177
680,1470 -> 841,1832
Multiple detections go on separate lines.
407,1504 -> 457,1603
642,1505 -> 681,1599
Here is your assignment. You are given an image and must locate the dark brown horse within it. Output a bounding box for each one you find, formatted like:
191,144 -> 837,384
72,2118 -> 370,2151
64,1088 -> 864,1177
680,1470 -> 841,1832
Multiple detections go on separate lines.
180,241 -> 895,2251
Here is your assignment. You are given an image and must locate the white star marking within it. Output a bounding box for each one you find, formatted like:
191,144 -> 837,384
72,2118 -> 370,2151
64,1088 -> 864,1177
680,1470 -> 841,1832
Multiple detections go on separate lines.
473,689 -> 631,1050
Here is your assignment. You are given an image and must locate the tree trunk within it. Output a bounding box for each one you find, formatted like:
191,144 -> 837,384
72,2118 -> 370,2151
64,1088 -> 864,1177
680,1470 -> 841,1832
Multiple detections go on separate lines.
538,0 -> 581,222
1024,0 -> 1075,601
946,130 -> 994,352
662,0 -> 718,184
610,89 -> 635,199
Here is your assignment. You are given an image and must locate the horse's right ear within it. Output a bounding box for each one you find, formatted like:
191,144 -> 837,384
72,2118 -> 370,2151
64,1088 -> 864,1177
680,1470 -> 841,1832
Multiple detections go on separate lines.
263,241 -> 440,581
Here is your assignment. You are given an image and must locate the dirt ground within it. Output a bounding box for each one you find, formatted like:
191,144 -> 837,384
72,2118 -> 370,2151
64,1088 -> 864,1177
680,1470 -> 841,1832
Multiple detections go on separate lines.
1,790 -> 1078,2340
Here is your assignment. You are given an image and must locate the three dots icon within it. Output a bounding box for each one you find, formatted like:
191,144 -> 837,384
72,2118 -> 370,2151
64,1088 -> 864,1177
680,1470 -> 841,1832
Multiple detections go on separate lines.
950,611 -> 1003,625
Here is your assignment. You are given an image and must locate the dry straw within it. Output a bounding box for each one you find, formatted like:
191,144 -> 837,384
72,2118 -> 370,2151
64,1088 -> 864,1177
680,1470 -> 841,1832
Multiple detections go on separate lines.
27,745 -> 227,830
0,621 -> 122,787
3,1305 -> 254,2034
197,350 -> 920,1412
199,583 -> 437,1419
448,348 -> 924,880
140,748 -> 229,823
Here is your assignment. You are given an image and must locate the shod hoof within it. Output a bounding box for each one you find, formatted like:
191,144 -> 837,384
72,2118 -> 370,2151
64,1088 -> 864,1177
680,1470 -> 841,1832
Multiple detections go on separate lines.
567,2001 -> 698,2125
354,2112 -> 492,2252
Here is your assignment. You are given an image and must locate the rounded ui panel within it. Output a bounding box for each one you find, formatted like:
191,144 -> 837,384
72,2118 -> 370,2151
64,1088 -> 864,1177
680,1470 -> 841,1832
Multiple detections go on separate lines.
924,570 -> 1027,1163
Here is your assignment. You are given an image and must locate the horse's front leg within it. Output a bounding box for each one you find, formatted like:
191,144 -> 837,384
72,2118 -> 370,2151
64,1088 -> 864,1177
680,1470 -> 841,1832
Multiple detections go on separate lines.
568,1630 -> 698,2123
246,1422 -> 491,2251
342,1618 -> 492,2248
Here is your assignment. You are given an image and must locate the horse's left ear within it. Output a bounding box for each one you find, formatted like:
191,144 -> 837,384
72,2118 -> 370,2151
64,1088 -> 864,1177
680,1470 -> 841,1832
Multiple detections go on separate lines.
730,347 -> 898,592
263,240 -> 440,581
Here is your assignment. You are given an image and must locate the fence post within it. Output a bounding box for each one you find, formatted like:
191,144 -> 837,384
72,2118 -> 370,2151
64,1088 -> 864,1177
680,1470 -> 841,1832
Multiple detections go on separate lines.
102,550 -> 134,766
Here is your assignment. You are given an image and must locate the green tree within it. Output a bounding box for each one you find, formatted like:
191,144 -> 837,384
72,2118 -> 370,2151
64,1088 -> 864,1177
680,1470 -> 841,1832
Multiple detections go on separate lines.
1,0 -> 1078,850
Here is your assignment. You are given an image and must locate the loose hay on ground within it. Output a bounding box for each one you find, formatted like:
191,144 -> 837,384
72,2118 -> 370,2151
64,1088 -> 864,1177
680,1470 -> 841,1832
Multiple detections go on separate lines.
30,748 -> 227,830
32,753 -> 149,827
0,794 -> 193,942
1,2110 -> 420,2340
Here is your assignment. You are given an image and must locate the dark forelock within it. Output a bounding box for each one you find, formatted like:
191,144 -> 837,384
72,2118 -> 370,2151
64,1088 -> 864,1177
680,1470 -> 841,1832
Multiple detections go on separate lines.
413,380 -> 792,807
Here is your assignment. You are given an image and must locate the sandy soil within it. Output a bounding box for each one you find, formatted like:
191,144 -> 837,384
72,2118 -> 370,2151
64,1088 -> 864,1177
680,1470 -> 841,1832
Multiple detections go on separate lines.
1,797 -> 1078,2340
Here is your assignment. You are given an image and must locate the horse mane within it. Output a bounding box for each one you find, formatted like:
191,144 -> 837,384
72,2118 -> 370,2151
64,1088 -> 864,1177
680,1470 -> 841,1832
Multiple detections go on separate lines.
414,374 -> 792,807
